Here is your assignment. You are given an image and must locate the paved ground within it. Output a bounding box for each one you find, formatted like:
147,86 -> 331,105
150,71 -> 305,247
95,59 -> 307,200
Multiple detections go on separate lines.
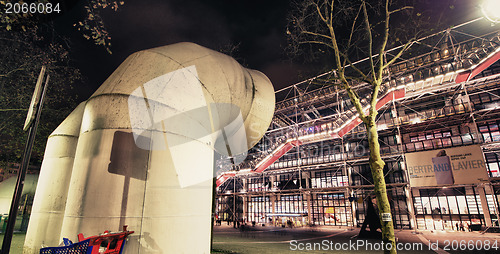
1,226 -> 498,253
0,233 -> 28,254
212,224 -> 500,253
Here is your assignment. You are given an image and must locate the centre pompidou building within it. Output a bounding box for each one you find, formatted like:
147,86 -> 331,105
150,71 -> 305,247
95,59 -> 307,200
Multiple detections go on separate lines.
215,19 -> 500,231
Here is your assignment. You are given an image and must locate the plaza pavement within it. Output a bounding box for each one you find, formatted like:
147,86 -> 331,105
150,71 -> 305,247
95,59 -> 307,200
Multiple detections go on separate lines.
212,224 -> 500,254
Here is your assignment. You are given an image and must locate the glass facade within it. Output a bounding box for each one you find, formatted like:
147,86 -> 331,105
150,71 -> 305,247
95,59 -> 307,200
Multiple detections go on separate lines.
245,194 -> 308,226
247,196 -> 271,224
412,187 -> 490,230
484,152 -> 500,177
311,170 -> 348,188
311,193 -> 351,226
215,195 -> 243,223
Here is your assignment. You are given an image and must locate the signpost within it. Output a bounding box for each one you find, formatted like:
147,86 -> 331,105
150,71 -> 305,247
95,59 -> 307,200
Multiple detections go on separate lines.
1,66 -> 49,254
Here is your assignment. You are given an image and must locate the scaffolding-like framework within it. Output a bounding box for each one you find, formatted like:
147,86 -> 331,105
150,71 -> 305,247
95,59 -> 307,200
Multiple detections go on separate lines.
215,18 -> 500,231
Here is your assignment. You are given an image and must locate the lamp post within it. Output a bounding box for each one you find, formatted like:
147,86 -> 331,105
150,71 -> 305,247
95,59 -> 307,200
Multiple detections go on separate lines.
481,0 -> 500,24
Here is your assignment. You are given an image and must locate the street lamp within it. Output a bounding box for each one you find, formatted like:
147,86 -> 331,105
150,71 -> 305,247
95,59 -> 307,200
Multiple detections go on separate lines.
481,0 -> 500,24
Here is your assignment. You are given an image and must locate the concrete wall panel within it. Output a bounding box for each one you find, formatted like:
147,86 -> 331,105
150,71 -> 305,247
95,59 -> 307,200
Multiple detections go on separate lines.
24,103 -> 85,252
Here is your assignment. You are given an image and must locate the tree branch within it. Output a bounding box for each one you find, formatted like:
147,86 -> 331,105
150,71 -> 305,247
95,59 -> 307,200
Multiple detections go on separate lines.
362,1 -> 376,81
326,5 -> 344,74
388,6 -> 413,15
369,79 -> 381,122
341,81 -> 367,123
343,4 -> 363,67
329,0 -> 334,25
0,109 -> 27,112
377,0 -> 390,82
0,37 -> 31,45
339,51 -> 369,81
383,39 -> 414,68
313,2 -> 327,23
299,40 -> 336,50
0,66 -> 27,78
344,75 -> 371,84
300,30 -> 332,41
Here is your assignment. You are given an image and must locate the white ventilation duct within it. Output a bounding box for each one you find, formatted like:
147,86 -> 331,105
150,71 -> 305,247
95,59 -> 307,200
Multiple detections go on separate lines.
24,42 -> 275,254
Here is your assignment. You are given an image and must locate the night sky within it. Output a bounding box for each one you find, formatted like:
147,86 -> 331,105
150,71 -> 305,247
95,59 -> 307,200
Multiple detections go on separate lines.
53,0 -> 307,100
52,0 -> 480,101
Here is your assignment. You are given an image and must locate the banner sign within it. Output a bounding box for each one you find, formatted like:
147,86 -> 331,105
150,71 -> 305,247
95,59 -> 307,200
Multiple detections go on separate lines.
324,207 -> 335,214
406,145 -> 489,187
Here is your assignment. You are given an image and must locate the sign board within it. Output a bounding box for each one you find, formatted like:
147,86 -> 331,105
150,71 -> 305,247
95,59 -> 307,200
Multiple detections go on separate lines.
406,145 -> 489,187
23,66 -> 46,131
324,207 -> 335,214
381,213 -> 392,222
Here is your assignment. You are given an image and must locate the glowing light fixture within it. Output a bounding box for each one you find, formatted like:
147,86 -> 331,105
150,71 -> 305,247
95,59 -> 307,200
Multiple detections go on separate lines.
482,0 -> 500,24
410,117 -> 422,124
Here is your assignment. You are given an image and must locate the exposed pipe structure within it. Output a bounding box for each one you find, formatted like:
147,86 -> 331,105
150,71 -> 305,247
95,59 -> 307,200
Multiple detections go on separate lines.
227,23 -> 500,177
24,42 -> 275,254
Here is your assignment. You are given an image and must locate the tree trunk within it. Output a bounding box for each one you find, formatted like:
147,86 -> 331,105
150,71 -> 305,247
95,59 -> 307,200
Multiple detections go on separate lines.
366,121 -> 397,254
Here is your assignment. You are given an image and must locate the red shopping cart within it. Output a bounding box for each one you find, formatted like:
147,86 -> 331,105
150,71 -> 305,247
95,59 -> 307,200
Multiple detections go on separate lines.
40,226 -> 134,254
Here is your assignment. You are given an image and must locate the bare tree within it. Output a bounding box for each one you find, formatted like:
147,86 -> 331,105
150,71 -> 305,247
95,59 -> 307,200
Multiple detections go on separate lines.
287,0 -> 420,253
0,0 -> 125,164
